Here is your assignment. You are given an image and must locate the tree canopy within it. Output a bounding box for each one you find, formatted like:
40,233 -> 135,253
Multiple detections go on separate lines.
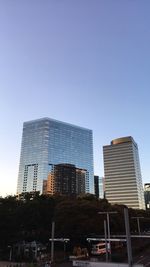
0,194 -> 149,251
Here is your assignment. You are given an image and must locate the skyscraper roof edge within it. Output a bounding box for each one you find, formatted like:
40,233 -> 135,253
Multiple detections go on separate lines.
23,117 -> 92,132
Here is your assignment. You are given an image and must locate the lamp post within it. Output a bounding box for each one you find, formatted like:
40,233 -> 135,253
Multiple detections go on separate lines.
98,211 -> 117,258
104,220 -> 108,262
124,208 -> 132,267
51,221 -> 55,263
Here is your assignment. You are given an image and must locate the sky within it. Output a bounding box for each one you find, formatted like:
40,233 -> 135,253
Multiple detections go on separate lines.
0,0 -> 150,197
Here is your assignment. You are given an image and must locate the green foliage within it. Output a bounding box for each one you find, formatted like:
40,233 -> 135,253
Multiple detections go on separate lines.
0,193 -> 149,254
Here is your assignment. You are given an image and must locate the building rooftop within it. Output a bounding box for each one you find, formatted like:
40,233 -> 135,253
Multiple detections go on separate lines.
23,117 -> 92,132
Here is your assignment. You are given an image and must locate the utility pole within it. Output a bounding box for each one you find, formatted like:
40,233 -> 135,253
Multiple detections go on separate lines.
98,211 -> 117,259
8,246 -> 12,261
51,221 -> 55,263
124,208 -> 132,267
104,220 -> 108,262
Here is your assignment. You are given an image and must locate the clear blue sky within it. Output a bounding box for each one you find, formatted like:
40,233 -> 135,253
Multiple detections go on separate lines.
0,0 -> 150,196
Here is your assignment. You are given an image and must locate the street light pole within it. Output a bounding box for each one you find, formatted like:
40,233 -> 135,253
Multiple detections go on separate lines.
8,246 -> 12,261
63,240 -> 69,260
137,218 -> 140,235
98,211 -> 117,259
51,221 -> 55,263
104,220 -> 108,262
106,213 -> 111,255
124,208 -> 132,267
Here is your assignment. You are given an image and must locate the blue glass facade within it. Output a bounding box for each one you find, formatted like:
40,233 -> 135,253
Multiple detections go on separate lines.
17,118 -> 94,194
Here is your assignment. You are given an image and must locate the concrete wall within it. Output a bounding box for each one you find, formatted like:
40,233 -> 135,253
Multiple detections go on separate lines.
73,260 -> 143,267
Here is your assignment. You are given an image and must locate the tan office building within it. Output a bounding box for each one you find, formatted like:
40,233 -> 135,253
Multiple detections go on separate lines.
103,136 -> 145,209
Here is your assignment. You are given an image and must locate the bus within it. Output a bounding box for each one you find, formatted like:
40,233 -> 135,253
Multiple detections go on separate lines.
91,243 -> 106,255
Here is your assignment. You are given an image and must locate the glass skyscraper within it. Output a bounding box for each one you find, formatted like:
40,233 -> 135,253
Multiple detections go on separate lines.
103,136 -> 145,209
17,118 -> 94,195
